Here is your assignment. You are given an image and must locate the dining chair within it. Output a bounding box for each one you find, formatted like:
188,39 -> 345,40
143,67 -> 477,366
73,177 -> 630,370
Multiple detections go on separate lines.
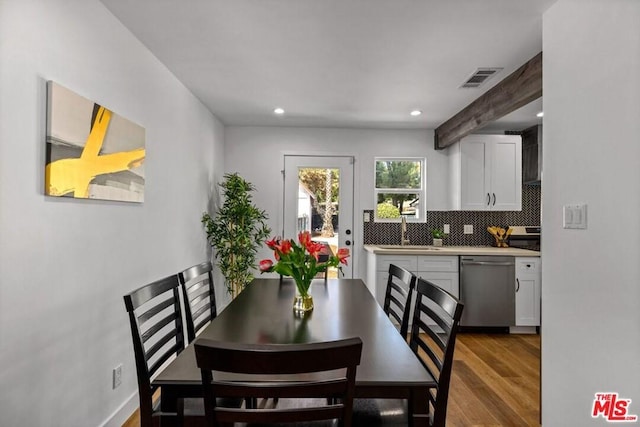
178,261 -> 217,343
383,264 -> 417,339
194,337 -> 363,427
407,277 -> 464,427
123,274 -> 192,427
352,277 -> 463,427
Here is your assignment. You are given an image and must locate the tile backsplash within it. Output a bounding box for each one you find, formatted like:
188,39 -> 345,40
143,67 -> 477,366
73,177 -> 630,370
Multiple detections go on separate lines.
363,186 -> 541,246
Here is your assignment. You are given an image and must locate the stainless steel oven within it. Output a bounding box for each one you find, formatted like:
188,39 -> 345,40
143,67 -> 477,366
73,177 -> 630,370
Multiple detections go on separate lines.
508,226 -> 541,251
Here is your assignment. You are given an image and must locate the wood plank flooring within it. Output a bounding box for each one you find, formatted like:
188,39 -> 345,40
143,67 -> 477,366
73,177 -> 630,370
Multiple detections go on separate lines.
122,333 -> 540,427
447,333 -> 541,427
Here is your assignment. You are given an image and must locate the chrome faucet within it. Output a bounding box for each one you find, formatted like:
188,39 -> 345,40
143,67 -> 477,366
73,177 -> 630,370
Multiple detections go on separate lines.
400,216 -> 410,246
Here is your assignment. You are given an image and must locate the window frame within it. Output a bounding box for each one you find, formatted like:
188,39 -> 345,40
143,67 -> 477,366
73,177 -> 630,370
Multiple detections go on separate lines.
373,157 -> 427,223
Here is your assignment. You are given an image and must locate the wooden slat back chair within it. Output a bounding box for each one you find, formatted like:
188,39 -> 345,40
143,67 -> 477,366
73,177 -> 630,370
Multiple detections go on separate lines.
178,261 -> 217,343
348,266 -> 416,425
194,337 -> 363,427
317,253 -> 330,280
123,275 -> 186,427
409,277 -> 464,427
383,264 -> 417,339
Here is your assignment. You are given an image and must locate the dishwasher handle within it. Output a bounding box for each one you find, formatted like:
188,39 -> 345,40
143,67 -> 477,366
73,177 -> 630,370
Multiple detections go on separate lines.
461,261 -> 514,267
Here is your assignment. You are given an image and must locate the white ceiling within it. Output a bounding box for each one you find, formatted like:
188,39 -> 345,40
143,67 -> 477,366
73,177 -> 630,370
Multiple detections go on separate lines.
100,0 -> 554,131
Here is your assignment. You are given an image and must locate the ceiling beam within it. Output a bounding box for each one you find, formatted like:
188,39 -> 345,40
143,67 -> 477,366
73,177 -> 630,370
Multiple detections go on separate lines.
434,51 -> 542,150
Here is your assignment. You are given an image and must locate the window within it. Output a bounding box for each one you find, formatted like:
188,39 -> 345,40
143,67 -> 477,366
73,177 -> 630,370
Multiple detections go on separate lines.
374,158 -> 426,222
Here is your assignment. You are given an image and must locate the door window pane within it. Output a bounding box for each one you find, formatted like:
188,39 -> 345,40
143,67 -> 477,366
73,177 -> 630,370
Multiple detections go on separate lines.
298,167 -> 340,278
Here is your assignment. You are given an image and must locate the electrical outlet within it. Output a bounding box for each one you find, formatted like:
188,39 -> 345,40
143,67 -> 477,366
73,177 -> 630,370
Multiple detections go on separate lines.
112,364 -> 122,389
363,212 -> 370,222
443,224 -> 450,234
464,224 -> 473,234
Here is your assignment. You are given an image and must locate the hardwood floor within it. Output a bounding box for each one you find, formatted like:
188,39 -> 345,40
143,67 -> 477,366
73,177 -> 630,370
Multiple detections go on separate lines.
447,332 -> 541,427
122,333 -> 540,427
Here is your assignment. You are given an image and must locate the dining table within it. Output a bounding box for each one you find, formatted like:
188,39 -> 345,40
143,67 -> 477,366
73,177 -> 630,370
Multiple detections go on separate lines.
153,277 -> 435,426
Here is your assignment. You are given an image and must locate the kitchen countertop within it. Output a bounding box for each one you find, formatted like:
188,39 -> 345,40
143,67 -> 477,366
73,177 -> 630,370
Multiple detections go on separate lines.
364,244 -> 540,257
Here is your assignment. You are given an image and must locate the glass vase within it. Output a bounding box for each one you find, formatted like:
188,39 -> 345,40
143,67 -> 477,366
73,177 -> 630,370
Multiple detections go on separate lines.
293,293 -> 314,313
293,278 -> 314,312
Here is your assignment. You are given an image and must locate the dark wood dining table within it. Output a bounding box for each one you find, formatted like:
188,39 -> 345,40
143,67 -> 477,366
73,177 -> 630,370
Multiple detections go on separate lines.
153,277 -> 435,426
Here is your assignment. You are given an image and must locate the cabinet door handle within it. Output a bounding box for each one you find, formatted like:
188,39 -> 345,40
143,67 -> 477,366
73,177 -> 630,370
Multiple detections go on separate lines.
516,278 -> 520,292
486,193 -> 491,206
492,193 -> 496,206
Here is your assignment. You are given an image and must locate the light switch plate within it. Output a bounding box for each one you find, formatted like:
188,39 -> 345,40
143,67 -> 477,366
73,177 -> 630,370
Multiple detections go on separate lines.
443,224 -> 450,234
563,204 -> 587,229
464,224 -> 473,234
113,364 -> 122,389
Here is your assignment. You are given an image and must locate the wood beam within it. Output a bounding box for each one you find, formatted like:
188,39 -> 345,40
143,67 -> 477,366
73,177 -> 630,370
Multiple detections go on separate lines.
434,51 -> 542,150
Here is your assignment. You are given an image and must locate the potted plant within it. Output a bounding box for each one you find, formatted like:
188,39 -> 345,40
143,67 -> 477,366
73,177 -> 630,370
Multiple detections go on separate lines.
431,228 -> 447,247
202,173 -> 271,298
259,232 -> 349,312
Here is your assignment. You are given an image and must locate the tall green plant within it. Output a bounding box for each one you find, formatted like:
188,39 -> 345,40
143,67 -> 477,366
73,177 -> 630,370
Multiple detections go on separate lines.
202,173 -> 271,297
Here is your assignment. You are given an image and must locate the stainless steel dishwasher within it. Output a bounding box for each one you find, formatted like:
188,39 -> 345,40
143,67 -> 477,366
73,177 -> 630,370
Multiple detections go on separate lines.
459,256 -> 515,327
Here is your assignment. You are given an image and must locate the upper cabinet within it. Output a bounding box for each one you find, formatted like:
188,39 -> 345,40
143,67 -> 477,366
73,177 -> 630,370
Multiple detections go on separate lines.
448,134 -> 522,211
522,124 -> 542,184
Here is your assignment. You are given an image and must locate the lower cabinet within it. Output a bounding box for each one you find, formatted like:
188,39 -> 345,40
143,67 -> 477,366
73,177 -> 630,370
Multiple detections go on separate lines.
417,256 -> 459,298
370,254 -> 416,308
366,252 -> 541,330
515,257 -> 541,326
367,253 -> 459,328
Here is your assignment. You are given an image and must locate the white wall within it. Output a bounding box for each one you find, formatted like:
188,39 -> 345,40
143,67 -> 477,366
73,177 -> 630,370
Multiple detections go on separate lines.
225,126 -> 449,280
542,0 -> 640,424
0,1 -> 224,426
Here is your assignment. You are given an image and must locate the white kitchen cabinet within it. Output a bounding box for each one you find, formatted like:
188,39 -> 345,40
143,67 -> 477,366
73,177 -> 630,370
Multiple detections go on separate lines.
448,134 -> 522,211
370,254 -> 417,307
515,257 -> 541,326
366,253 -> 459,328
416,256 -> 459,298
417,271 -> 459,298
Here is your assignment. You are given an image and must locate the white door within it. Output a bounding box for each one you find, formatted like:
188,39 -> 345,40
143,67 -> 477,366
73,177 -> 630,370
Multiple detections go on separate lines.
283,155 -> 354,278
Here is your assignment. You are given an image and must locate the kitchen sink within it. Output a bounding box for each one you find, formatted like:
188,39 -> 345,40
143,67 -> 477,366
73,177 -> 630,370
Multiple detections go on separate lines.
375,245 -> 442,251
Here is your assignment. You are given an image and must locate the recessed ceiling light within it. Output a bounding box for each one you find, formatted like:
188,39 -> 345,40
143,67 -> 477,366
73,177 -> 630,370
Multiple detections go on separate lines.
536,111 -> 544,118
410,110 -> 422,117
274,107 -> 285,115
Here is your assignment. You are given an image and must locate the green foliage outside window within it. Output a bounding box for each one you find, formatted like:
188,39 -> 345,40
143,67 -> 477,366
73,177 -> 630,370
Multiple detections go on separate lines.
376,160 -> 421,189
377,202 -> 401,219
375,159 -> 424,220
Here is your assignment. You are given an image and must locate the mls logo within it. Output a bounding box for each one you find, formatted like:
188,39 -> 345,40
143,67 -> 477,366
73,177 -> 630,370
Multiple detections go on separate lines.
592,393 -> 638,422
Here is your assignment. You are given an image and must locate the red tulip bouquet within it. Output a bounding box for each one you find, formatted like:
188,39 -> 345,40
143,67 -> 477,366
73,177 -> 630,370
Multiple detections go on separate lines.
259,231 -> 349,300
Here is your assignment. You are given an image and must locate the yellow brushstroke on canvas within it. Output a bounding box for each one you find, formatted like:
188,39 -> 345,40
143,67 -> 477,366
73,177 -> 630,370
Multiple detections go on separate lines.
45,107 -> 145,198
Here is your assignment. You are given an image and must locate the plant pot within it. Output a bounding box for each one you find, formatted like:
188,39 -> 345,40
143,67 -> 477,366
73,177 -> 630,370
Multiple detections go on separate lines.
433,238 -> 443,247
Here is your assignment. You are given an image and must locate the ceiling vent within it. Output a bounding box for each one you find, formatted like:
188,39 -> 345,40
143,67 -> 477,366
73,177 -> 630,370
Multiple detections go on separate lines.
460,67 -> 503,88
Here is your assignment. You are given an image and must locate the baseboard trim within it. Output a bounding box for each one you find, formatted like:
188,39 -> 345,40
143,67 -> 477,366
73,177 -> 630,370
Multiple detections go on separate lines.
99,391 -> 138,427
509,326 -> 538,334
458,326 -> 510,334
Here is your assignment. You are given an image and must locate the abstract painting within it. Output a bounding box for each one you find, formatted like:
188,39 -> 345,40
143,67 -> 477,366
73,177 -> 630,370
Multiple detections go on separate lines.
45,81 -> 145,202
